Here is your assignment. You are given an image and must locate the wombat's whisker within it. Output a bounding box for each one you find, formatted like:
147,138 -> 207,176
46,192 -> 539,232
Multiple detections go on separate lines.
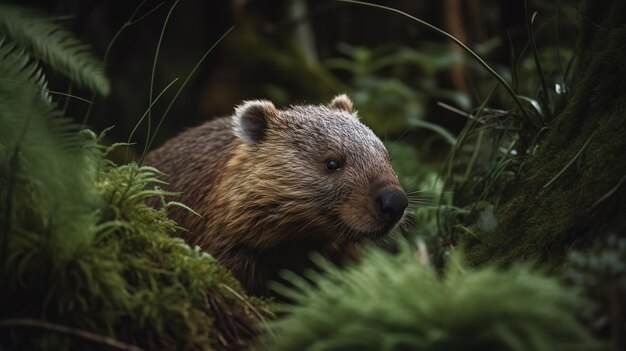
405,189 -> 428,196
298,217 -> 322,233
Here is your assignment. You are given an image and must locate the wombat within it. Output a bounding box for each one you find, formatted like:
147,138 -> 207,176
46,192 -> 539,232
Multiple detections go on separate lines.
145,95 -> 408,295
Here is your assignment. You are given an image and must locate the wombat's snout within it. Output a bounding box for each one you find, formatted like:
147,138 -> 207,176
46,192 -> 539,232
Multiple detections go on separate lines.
376,186 -> 408,225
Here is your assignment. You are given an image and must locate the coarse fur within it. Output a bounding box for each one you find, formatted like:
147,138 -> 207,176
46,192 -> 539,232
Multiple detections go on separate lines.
145,95 -> 405,295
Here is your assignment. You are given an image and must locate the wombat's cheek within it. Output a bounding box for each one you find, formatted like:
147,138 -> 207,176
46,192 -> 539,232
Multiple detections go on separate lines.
336,201 -> 381,232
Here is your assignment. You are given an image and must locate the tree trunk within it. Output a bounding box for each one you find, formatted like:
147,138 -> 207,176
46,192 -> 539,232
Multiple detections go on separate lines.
465,0 -> 626,266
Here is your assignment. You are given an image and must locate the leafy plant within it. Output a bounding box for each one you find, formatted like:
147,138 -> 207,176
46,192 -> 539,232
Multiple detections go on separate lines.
384,141 -> 443,258
336,0 -> 587,268
0,37 -> 102,254
0,4 -> 270,350
564,234 -> 626,351
326,42 -> 463,143
263,243 -> 601,351
2,155 -> 273,350
0,3 -> 109,95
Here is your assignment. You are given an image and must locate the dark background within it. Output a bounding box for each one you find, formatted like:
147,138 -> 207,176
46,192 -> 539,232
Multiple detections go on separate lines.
16,0 -> 579,158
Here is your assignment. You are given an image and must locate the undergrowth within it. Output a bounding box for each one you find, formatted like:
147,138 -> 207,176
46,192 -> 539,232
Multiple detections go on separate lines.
0,4 -> 270,350
263,243 -> 600,351
307,1 -> 620,349
1,1 -> 622,350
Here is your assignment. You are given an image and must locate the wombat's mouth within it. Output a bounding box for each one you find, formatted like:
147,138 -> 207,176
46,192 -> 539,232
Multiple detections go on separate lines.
355,223 -> 398,240
352,228 -> 389,240
330,213 -> 396,240
330,209 -> 401,241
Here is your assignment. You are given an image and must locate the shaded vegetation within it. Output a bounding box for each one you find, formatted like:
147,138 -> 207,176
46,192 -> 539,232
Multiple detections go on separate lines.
462,0 -> 626,267
263,1 -> 623,350
0,5 -> 270,350
564,235 -> 626,348
0,3 -> 110,95
1,0 -> 624,350
264,245 -> 600,351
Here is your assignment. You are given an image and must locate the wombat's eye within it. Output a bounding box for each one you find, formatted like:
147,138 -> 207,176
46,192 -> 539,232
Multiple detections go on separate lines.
325,159 -> 341,171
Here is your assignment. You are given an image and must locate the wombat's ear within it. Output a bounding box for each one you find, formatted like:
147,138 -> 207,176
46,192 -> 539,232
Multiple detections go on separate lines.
233,100 -> 278,145
329,94 -> 353,113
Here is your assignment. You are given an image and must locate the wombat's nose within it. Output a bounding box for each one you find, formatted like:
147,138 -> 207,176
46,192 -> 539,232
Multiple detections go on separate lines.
376,186 -> 408,224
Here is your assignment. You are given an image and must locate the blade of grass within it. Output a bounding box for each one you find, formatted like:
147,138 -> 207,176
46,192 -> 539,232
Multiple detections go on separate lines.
506,30 -> 519,92
47,90 -> 93,104
543,133 -> 594,190
436,84 -> 498,239
125,77 -> 179,162
409,119 -> 456,145
220,283 -> 275,338
338,0 -> 536,129
443,84 -> 498,183
587,175 -> 626,212
464,128 -> 484,179
564,51 -> 576,85
61,83 -> 72,115
144,0 -> 179,159
437,101 -> 486,124
82,0 -> 165,126
554,1 -> 564,85
525,1 -> 549,123
141,26 -> 235,164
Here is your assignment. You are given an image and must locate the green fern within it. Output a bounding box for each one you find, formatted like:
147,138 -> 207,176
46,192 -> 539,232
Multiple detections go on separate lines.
0,3 -> 110,95
0,2 -> 271,349
3,156 -> 272,350
264,244 -> 602,351
0,12 -> 270,349
0,38 -> 101,253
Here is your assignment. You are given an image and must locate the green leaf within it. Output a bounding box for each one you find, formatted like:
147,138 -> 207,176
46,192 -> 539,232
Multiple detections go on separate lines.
0,39 -> 102,252
0,3 -> 110,95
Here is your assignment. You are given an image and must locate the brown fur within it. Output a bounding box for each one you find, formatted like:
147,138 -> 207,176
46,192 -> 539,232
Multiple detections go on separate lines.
145,96 -> 404,296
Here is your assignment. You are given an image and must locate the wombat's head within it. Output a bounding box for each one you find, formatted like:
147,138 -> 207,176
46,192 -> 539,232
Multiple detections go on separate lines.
232,94 -> 407,241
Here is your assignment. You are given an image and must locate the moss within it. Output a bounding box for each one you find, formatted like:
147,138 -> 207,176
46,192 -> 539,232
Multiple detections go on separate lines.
463,0 -> 626,266
1,161 -> 273,351
1,7 -> 272,349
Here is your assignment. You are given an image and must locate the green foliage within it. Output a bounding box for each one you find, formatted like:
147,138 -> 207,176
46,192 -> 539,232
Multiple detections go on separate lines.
2,159 -> 272,350
366,1 -> 593,268
263,244 -> 601,351
436,96 -> 530,263
385,141 -> 443,258
461,0 -> 626,266
327,2 -> 582,268
0,3 -> 110,95
564,234 -> 626,348
0,6 -> 270,350
327,43 -> 464,142
0,38 -> 102,253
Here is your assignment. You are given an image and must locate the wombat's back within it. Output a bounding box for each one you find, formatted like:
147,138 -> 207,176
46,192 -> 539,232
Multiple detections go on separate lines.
144,117 -> 236,236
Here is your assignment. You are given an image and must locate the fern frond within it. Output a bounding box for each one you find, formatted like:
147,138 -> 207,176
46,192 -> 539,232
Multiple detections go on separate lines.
0,37 -> 49,99
264,244 -> 602,351
0,3 -> 110,95
0,39 -> 102,252
163,200 -> 201,217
